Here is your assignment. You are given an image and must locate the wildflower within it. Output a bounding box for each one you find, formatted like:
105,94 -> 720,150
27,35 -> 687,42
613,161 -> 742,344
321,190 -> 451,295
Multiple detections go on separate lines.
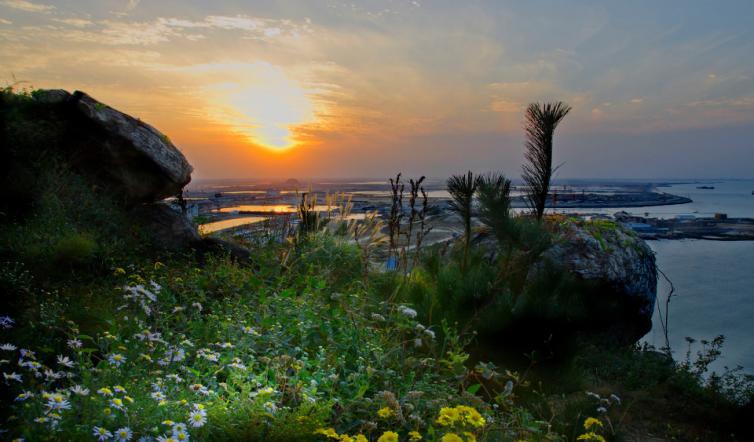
585,391 -> 600,400
377,407 -> 394,418
161,420 -> 175,426
113,385 -> 127,393
609,393 -> 621,405
3,372 -> 22,383
241,325 -> 260,335
584,417 -> 603,430
172,306 -> 185,314
463,432 -> 477,442
0,343 -> 16,351
440,434 -> 463,442
172,429 -> 189,441
408,431 -> 423,441
108,353 -> 126,367
424,329 -> 436,339
103,407 -> 113,416
71,385 -> 90,396
314,428 -> 339,439
47,393 -> 71,410
110,398 -> 125,410
15,391 -> 33,401
172,423 -> 187,434
19,348 -> 35,358
115,427 -> 133,442
263,401 -> 277,415
0,315 -> 14,329
377,431 -> 399,442
577,432 -> 606,442
98,387 -> 114,396
192,302 -> 203,312
93,426 -> 113,441
57,355 -> 75,368
596,406 -> 607,414
156,436 -> 176,442
34,416 -> 49,424
397,306 -> 418,318
189,407 -> 207,428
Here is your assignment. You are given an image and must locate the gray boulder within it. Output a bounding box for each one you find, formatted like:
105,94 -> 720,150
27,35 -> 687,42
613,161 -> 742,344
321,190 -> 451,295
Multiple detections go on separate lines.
32,89 -> 193,205
72,91 -> 193,204
530,219 -> 657,344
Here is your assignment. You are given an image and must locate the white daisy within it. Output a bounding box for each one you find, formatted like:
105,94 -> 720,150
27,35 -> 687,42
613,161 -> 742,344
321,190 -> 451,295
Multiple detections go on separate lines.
93,426 -> 112,441
114,427 -> 133,442
57,355 -> 75,368
0,316 -> 14,329
108,353 -> 126,367
189,408 -> 207,427
3,372 -> 22,382
397,305 -> 418,318
0,343 -> 16,351
67,339 -> 83,349
70,385 -> 90,396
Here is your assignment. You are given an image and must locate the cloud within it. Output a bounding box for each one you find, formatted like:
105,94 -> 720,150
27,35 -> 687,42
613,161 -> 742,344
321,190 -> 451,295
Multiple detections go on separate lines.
0,0 -> 54,13
52,18 -> 93,28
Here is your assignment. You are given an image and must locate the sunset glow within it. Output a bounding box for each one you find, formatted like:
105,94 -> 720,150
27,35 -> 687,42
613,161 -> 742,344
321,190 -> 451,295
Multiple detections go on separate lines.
1,1 -> 753,179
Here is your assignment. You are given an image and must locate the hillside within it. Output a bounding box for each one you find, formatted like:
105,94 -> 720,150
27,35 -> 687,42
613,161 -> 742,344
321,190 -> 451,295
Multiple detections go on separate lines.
1,88 -> 752,441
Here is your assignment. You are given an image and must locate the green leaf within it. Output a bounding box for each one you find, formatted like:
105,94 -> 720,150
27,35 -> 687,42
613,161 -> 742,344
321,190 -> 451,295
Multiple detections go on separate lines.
466,383 -> 481,395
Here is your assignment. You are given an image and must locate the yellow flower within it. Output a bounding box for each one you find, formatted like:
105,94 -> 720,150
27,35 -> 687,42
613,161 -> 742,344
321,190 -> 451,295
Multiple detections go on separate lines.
354,435 -> 368,442
441,433 -> 464,442
377,431 -> 399,442
103,407 -> 112,416
314,428 -> 340,440
113,267 -> 126,276
583,417 -> 603,430
456,405 -> 485,428
436,405 -> 485,428
463,432 -> 477,442
408,430 -> 423,441
577,432 -> 606,442
436,407 -> 460,426
377,406 -> 395,419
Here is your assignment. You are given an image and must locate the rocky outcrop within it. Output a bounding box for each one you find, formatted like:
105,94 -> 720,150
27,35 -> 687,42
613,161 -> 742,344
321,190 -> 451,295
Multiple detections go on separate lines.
131,203 -> 252,262
25,89 -> 250,262
530,219 -> 657,345
33,89 -> 192,205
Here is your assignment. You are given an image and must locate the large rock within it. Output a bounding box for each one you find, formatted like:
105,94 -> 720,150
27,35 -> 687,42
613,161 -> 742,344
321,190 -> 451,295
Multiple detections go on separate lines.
33,89 -> 193,205
530,219 -> 657,344
131,202 -> 252,263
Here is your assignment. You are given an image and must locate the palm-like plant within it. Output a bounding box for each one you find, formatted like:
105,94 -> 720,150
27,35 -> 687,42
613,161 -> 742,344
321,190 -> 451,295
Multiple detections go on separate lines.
447,171 -> 479,271
522,101 -> 571,220
477,172 -> 514,246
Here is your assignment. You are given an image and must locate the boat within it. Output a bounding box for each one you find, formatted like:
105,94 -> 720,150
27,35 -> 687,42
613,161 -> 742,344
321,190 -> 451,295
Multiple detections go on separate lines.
696,185 -> 715,189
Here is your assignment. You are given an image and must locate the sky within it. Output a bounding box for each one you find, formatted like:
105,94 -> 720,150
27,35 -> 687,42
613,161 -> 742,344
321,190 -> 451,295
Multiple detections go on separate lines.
2,0 -> 754,180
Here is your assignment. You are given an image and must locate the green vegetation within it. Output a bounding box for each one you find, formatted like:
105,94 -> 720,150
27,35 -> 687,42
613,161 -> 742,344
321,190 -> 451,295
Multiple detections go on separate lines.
521,102 -> 571,221
1,88 -> 752,441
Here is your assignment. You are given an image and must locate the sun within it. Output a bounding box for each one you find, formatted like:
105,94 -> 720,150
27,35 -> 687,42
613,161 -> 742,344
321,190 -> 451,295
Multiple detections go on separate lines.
207,63 -> 315,151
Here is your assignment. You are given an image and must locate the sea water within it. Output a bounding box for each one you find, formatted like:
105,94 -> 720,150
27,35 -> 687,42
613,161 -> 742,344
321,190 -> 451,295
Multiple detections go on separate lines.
642,180 -> 754,373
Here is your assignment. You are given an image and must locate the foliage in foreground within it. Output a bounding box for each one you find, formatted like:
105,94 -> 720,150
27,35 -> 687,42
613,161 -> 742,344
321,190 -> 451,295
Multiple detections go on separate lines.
0,235 -> 566,441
